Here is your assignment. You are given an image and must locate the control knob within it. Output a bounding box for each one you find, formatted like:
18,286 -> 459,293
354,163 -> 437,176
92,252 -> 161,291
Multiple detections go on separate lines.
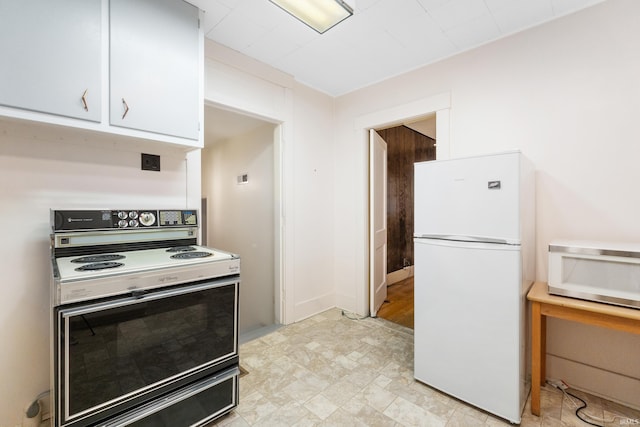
118,219 -> 128,228
139,212 -> 156,227
129,219 -> 138,227
129,211 -> 138,219
117,211 -> 128,220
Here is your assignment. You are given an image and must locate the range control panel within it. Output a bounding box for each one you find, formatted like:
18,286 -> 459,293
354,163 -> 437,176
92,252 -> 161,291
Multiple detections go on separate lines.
52,210 -> 198,231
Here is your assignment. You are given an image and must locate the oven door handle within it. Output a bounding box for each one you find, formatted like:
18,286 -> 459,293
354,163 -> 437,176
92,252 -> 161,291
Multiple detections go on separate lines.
131,289 -> 147,299
59,278 -> 237,317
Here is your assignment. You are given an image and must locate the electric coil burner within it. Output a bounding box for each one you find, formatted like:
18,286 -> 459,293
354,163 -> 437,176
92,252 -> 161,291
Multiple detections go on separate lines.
166,246 -> 197,252
50,209 -> 241,427
71,254 -> 126,263
73,261 -> 124,271
170,251 -> 213,259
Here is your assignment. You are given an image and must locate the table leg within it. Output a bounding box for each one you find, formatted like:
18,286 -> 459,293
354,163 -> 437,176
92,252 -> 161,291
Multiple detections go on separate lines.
531,301 -> 542,416
541,312 -> 546,388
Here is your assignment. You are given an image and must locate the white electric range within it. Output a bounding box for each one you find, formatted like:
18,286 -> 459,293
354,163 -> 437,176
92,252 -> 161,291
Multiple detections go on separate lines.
50,209 -> 241,427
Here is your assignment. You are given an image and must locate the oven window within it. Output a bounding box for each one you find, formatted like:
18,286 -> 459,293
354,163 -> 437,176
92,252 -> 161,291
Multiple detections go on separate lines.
58,281 -> 237,420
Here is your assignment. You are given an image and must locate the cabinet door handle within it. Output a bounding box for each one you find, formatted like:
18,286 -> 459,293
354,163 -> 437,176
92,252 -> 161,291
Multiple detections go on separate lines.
81,89 -> 89,112
122,98 -> 130,119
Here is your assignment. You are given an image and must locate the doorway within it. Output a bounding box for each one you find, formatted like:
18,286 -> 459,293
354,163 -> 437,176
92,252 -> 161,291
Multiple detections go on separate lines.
373,120 -> 436,329
201,105 -> 280,341
357,92 -> 450,318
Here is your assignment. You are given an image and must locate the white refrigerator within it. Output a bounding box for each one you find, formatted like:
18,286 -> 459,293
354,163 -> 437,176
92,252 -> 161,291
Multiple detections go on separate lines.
413,151 -> 535,424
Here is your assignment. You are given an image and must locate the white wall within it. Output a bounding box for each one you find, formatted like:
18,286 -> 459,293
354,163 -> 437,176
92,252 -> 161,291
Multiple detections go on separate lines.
289,81 -> 337,319
202,123 -> 276,335
0,119 -> 195,425
333,0 -> 640,408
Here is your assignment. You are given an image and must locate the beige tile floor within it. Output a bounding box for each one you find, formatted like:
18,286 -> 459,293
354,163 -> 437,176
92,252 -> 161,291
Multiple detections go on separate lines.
211,309 -> 640,427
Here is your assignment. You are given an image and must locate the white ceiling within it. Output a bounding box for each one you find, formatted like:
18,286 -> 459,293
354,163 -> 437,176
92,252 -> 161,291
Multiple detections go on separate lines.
190,0 -> 605,96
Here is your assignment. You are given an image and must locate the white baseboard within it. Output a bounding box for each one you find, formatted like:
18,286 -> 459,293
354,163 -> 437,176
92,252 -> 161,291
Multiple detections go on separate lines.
387,266 -> 414,285
293,292 -> 335,322
546,354 -> 640,411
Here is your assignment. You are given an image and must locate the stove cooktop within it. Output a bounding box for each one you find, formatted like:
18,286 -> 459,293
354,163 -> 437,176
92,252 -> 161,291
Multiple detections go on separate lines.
56,246 -> 228,280
53,245 -> 240,305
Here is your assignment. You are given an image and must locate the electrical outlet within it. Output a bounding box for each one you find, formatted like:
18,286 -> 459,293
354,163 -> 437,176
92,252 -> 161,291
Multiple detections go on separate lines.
547,379 -> 568,390
141,153 -> 160,172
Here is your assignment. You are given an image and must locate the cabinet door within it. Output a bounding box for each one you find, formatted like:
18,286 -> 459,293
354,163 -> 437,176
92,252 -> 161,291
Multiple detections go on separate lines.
0,0 -> 101,121
110,0 -> 200,140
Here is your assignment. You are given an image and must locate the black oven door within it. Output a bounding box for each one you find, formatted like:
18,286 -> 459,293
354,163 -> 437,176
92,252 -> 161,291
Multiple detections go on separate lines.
54,277 -> 239,427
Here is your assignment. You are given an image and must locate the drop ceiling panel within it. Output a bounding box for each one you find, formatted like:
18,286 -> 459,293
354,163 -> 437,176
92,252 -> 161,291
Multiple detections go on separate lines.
552,0 -> 603,15
489,2 -> 554,34
195,0 -> 606,96
206,10 -> 269,51
382,3 -> 455,56
426,0 -> 490,31
417,0 -> 451,11
243,26 -> 312,66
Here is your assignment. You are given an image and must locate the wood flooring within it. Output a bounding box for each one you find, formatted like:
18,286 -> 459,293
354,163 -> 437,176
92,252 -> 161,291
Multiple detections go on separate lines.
376,276 -> 414,329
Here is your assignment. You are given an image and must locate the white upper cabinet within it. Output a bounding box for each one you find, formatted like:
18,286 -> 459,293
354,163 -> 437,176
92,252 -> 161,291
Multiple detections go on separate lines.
0,0 -> 202,148
0,0 -> 102,121
110,0 -> 200,140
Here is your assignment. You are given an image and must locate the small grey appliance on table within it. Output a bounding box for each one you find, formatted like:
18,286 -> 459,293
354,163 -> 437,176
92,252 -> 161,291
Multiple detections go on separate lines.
50,209 -> 240,427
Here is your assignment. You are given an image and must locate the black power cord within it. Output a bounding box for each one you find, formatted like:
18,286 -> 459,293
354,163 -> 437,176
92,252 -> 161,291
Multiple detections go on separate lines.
341,310 -> 367,320
565,391 -> 603,427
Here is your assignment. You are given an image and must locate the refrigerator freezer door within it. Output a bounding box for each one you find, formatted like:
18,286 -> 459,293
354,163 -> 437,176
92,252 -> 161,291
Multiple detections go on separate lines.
414,152 -> 521,244
414,238 -> 525,423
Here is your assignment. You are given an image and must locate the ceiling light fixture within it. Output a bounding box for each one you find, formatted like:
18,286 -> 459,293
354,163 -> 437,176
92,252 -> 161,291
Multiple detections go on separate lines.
269,0 -> 353,34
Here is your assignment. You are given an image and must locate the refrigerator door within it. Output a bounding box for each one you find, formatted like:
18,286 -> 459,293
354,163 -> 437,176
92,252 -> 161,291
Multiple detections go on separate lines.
414,152 -> 521,244
414,238 -> 525,423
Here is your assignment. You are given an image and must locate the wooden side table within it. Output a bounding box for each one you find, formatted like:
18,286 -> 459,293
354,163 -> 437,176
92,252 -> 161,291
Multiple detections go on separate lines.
527,281 -> 640,416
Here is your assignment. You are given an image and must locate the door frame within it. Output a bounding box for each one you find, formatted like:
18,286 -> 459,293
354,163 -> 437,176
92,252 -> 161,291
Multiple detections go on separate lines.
357,92 -> 452,316
202,100 -> 288,326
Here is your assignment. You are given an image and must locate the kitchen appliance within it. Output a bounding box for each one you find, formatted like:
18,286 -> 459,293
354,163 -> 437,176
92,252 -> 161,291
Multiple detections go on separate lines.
548,240 -> 640,309
50,209 -> 240,427
413,151 -> 535,424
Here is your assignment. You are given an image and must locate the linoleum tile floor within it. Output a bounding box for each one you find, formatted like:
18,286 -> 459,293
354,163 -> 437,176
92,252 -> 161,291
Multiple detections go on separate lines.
210,308 -> 640,427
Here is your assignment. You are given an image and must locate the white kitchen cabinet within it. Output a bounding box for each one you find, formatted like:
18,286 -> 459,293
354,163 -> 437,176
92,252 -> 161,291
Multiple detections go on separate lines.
0,0 -> 202,149
0,0 -> 102,122
110,0 -> 200,140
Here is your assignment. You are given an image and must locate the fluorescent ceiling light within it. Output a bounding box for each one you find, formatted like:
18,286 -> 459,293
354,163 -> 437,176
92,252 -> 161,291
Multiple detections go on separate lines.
269,0 -> 353,34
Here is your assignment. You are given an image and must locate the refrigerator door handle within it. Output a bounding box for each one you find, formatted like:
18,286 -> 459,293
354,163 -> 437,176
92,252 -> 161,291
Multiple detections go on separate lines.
414,234 -> 518,245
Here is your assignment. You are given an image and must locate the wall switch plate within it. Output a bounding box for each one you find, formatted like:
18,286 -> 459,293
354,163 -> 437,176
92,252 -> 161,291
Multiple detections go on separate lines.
141,153 -> 160,171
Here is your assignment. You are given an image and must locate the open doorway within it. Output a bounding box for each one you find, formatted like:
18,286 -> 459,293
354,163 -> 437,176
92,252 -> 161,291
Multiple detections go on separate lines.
201,105 -> 280,342
373,116 -> 436,329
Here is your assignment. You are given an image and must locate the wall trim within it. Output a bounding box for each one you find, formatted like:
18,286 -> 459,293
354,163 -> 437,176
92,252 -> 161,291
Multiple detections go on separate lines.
294,292 -> 336,322
354,92 -> 451,130
203,65 -> 293,324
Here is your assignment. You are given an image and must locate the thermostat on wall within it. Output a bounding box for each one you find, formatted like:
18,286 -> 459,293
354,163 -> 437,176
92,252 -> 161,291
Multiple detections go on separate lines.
237,174 -> 248,184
